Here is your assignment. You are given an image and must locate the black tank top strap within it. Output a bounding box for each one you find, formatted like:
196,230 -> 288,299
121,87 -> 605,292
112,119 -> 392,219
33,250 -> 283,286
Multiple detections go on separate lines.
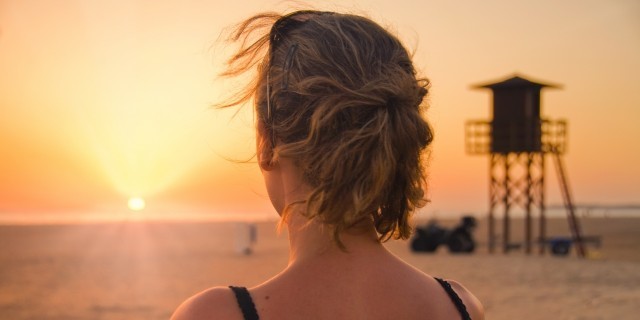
434,277 -> 472,320
229,286 -> 260,320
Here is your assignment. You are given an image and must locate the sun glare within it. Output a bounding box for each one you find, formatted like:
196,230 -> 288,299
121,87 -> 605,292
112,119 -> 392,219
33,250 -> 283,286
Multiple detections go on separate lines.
127,197 -> 146,211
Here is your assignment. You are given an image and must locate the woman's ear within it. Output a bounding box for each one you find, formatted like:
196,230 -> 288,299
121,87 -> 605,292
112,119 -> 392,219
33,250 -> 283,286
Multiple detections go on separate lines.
257,120 -> 276,171
258,143 -> 276,171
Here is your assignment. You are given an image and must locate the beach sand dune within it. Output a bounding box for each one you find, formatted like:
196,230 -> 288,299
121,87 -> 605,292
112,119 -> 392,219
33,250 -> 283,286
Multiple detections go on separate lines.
0,217 -> 638,319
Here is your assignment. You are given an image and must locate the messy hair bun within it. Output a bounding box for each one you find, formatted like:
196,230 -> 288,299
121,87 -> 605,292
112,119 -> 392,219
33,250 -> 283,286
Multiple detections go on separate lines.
221,11 -> 433,246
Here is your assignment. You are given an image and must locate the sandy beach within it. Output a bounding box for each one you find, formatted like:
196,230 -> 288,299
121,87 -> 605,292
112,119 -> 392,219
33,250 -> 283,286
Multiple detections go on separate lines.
0,217 -> 638,320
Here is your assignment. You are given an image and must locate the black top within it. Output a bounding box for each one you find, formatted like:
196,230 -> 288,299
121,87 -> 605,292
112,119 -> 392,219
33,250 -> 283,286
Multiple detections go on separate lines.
229,278 -> 471,320
434,277 -> 472,320
229,286 -> 259,320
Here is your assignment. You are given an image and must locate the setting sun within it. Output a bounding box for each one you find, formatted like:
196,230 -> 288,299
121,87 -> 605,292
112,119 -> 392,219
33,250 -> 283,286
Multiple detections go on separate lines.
127,197 -> 146,211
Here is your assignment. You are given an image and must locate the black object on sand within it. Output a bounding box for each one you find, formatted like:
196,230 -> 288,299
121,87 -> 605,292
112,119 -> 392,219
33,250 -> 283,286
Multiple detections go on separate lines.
411,216 -> 477,253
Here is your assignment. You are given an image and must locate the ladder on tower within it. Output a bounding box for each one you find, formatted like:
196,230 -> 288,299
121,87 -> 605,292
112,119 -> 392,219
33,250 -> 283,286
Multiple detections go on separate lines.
551,146 -> 586,258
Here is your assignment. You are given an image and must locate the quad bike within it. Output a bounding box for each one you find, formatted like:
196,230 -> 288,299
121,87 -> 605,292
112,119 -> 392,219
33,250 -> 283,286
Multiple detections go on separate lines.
411,216 -> 477,253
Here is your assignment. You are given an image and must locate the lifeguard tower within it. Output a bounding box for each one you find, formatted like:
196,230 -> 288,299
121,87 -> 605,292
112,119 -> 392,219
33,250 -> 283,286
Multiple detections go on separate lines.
465,74 -> 586,256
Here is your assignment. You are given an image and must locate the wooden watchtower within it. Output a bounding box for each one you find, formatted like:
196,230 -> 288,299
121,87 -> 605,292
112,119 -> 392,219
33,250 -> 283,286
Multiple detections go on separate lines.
465,74 -> 586,256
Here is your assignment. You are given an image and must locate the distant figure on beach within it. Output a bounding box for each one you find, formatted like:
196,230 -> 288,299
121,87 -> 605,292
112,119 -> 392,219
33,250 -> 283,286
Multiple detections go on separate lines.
172,10 -> 483,320
234,222 -> 257,255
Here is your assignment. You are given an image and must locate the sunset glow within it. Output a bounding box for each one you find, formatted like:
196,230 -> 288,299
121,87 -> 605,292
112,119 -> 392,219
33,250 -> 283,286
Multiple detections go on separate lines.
0,0 -> 638,221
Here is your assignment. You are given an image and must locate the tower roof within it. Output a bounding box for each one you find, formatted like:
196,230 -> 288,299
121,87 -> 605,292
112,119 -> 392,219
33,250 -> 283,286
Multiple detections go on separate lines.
473,74 -> 561,90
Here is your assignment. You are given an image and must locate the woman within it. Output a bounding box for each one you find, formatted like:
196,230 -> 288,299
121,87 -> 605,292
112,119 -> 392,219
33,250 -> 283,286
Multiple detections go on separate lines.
172,10 -> 484,320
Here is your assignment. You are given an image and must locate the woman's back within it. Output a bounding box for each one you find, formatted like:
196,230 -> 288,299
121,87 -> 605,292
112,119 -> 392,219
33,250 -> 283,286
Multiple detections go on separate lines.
247,249 -> 481,319
173,219 -> 482,320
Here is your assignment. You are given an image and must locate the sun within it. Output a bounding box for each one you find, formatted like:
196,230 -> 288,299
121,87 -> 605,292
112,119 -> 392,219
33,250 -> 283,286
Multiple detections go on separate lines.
127,197 -> 146,211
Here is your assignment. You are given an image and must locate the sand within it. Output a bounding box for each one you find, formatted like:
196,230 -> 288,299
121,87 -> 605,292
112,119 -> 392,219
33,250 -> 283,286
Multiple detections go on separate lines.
0,217 -> 638,320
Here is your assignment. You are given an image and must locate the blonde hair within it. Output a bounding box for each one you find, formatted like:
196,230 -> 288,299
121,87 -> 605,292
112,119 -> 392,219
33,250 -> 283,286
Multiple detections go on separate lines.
220,11 -> 433,247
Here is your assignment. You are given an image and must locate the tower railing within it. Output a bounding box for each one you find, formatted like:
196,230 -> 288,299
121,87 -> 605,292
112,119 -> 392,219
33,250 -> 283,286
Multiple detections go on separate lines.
465,118 -> 567,155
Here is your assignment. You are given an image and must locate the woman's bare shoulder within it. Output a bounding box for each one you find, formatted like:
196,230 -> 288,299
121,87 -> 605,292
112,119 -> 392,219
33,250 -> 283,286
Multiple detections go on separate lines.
445,279 -> 485,320
170,286 -> 240,320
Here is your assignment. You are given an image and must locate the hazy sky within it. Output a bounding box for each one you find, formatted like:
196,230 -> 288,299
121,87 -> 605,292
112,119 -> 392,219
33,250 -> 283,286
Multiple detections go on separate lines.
1,0 -> 639,221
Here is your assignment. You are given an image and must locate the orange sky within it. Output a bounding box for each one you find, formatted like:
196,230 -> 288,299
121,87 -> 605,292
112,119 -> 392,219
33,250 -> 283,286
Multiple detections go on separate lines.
1,0 -> 639,221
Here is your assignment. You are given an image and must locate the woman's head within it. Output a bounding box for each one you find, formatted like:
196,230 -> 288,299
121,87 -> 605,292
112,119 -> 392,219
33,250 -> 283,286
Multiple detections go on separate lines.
222,10 -> 433,246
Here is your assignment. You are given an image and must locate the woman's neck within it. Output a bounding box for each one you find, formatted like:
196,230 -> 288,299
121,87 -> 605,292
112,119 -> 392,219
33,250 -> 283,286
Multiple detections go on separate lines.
284,212 -> 385,266
273,156 -> 389,266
